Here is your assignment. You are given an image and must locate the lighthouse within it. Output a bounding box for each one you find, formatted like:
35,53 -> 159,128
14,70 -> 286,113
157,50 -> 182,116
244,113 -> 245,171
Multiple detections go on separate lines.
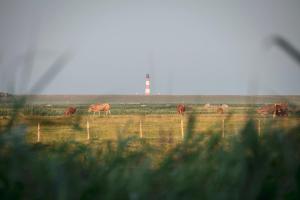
145,74 -> 150,95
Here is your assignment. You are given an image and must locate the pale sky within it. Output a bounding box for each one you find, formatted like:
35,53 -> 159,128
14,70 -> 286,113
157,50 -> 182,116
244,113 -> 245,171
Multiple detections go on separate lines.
0,0 -> 300,95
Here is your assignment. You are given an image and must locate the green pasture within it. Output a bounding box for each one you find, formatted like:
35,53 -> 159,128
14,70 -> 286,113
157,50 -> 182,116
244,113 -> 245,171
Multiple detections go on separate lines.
1,112 -> 299,144
0,103 -> 267,116
1,100 -> 300,199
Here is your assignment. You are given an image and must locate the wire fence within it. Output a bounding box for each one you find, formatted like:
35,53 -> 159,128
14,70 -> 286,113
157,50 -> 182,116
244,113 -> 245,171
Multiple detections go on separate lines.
23,115 -> 299,144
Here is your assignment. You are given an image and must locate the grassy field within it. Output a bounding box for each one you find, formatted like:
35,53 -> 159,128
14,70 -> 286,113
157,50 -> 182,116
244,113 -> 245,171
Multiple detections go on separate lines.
1,96 -> 300,199
0,102 -> 299,144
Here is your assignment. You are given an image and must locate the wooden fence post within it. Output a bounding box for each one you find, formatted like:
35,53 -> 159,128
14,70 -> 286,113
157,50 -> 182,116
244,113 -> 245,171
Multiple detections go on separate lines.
139,120 -> 143,138
37,123 -> 40,142
222,118 -> 225,138
258,119 -> 261,136
87,120 -> 90,140
181,117 -> 184,139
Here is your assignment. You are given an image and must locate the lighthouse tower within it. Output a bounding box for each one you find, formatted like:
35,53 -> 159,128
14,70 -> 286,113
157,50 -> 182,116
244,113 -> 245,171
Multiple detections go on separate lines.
145,74 -> 150,95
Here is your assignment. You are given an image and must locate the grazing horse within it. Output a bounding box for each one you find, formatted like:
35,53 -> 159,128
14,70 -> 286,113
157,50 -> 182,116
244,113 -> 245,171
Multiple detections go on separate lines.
88,103 -> 111,116
274,103 -> 288,117
204,103 -> 211,108
257,104 -> 274,116
221,104 -> 229,109
64,107 -> 76,116
257,103 -> 288,117
216,107 -> 224,114
177,104 -> 186,115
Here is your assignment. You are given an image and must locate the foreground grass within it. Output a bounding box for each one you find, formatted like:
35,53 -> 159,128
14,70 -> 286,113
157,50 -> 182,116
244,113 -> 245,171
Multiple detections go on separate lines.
0,115 -> 300,199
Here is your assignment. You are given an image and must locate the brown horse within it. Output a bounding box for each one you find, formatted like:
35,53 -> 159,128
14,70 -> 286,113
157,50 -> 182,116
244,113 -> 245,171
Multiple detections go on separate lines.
257,104 -> 274,116
88,103 -> 111,116
216,107 -> 224,114
274,103 -> 288,117
177,104 -> 186,115
257,103 -> 288,117
64,107 -> 76,116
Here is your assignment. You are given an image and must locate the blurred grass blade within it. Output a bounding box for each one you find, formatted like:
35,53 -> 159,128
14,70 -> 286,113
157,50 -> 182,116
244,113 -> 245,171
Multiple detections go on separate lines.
30,52 -> 71,94
271,35 -> 300,66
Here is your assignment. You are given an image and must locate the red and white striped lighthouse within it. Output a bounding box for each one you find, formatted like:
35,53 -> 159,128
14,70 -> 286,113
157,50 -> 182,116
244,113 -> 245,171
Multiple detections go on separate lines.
145,74 -> 150,95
